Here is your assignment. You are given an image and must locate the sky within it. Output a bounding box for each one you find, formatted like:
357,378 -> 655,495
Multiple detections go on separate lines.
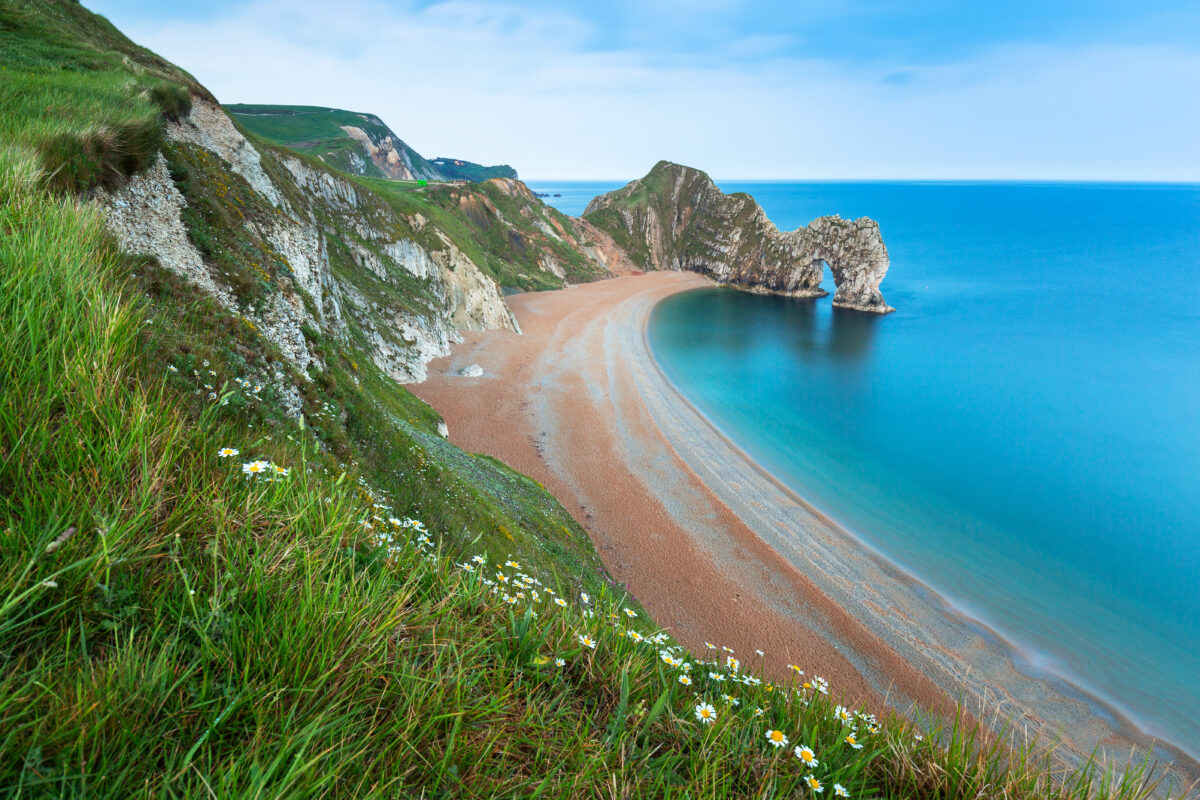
89,0 -> 1200,180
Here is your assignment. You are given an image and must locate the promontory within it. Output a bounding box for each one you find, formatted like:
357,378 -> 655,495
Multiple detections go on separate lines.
583,161 -> 894,313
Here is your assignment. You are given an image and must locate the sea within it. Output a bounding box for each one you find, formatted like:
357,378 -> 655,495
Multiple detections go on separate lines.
528,179 -> 1200,756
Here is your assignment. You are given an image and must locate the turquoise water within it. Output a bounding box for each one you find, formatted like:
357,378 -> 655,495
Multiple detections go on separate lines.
530,180 -> 1200,754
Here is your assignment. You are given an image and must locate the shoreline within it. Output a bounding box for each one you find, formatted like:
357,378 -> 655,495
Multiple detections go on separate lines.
637,295 -> 1200,773
410,272 -> 1198,789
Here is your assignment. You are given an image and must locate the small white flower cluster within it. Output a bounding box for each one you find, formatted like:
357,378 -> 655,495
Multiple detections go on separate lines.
240,458 -> 290,481
233,375 -> 266,395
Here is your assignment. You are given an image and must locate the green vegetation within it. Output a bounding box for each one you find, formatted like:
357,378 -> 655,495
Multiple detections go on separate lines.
0,2 -> 1187,798
225,104 -> 516,184
357,175 -> 610,291
0,0 -> 201,192
430,156 -> 518,182
224,104 -> 440,182
226,104 -> 396,145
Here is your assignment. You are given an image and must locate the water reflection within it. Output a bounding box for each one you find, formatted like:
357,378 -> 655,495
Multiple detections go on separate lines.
827,306 -> 880,360
653,288 -> 882,368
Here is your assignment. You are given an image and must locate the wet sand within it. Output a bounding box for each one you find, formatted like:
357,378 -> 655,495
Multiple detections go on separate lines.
410,271 -> 1198,788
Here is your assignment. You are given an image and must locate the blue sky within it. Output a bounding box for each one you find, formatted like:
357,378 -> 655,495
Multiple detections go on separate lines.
90,0 -> 1200,180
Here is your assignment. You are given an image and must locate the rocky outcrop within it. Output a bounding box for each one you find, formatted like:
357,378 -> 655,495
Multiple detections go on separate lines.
569,217 -> 639,275
340,125 -> 432,182
583,161 -> 893,313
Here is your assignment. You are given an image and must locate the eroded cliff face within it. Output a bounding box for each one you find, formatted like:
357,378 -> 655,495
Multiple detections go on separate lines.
97,97 -> 522,395
339,124 -> 437,182
583,161 -> 893,313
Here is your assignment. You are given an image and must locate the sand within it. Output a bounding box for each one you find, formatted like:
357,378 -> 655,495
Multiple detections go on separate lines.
410,271 -> 1198,786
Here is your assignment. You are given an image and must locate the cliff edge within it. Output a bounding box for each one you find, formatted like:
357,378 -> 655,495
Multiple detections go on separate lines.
583,161 -> 893,313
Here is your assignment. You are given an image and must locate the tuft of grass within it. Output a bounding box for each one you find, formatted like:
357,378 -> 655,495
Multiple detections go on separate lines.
0,0 -> 203,192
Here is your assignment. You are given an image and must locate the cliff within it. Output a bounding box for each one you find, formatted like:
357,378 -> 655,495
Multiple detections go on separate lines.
583,161 -> 893,313
97,101 -> 613,387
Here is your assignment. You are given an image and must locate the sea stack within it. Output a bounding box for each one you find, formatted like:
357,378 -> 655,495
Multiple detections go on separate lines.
583,161 -> 894,313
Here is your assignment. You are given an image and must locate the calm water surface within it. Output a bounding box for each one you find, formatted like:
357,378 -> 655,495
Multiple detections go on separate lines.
530,179 -> 1200,753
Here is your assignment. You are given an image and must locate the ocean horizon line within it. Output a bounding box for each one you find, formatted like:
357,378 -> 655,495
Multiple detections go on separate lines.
526,177 -> 1200,186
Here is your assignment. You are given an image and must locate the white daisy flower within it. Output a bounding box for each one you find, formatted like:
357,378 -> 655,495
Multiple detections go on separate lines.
765,730 -> 789,748
794,744 -> 819,768
694,702 -> 716,724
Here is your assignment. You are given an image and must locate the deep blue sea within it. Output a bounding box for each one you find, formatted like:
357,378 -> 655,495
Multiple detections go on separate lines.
529,179 -> 1200,754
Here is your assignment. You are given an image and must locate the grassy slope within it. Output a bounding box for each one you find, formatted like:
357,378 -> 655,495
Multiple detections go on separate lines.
0,0 -> 201,193
0,3 -> 1181,798
430,156 -> 519,182
359,176 -> 610,290
226,104 -> 516,183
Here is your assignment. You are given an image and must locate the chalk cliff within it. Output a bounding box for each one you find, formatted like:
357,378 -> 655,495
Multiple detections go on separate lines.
97,99 -> 612,394
583,161 -> 893,313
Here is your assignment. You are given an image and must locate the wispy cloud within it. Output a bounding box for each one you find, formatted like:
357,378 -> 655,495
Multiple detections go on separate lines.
100,0 -> 1200,179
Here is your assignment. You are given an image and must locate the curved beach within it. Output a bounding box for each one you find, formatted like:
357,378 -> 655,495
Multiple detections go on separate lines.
410,271 -> 1198,784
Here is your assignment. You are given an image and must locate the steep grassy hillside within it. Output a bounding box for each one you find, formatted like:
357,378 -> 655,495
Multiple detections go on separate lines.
0,0 -> 201,192
226,104 -> 515,183
0,1 -> 1181,798
360,175 -> 612,290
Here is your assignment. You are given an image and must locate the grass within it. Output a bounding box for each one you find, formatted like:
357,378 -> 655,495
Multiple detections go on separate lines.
225,104 -> 517,183
225,104 -> 397,145
225,104 -> 442,182
0,0 -> 201,192
428,156 -> 518,183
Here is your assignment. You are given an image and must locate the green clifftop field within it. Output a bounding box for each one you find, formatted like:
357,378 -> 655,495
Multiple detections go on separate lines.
226,104 -> 517,183
0,1 -> 1177,797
